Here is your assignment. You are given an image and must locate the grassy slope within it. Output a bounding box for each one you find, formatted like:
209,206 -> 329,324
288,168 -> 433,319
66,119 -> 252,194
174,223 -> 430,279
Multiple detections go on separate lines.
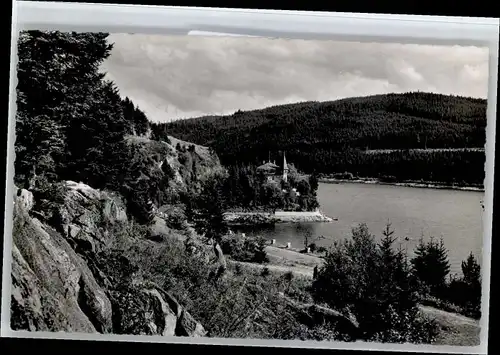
419,306 -> 480,346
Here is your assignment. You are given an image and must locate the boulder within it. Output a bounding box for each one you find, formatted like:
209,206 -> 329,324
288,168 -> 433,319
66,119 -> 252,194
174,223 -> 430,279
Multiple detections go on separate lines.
110,285 -> 206,337
58,181 -> 128,253
13,187 -> 34,212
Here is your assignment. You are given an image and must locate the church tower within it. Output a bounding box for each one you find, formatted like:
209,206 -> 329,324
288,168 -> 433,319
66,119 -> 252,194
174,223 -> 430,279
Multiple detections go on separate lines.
282,153 -> 289,182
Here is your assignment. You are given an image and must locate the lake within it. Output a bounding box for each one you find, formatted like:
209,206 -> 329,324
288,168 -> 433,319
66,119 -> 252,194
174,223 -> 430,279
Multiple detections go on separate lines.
234,182 -> 485,275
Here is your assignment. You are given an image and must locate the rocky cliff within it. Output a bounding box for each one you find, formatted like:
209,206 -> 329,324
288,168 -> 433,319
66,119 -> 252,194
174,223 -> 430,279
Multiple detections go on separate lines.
124,134 -> 226,195
10,180 -> 206,337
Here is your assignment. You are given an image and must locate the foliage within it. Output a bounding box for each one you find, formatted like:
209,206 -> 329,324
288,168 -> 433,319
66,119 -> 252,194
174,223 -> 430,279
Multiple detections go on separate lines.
30,178 -> 68,226
121,96 -> 150,136
188,173 -> 229,243
15,30 -> 117,187
411,237 -> 451,298
444,253 -> 482,319
311,223 -> 438,343
220,234 -> 269,264
160,205 -> 187,230
115,143 -> 162,224
319,149 -> 485,186
14,31 -> 131,190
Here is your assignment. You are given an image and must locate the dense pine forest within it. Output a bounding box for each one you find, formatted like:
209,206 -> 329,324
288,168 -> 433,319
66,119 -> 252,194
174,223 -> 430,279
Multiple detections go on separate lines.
153,93 -> 487,187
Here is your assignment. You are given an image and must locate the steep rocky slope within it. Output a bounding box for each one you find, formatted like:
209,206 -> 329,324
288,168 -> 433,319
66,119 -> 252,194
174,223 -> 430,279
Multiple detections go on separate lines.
10,180 -> 206,336
124,134 -> 225,195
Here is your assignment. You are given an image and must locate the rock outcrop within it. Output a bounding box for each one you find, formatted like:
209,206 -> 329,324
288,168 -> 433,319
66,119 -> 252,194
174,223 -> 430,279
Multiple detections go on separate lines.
125,135 -> 225,194
10,182 -> 206,337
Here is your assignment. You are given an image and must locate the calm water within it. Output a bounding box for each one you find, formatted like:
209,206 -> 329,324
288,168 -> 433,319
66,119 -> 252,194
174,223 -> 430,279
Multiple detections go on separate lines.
235,182 -> 485,275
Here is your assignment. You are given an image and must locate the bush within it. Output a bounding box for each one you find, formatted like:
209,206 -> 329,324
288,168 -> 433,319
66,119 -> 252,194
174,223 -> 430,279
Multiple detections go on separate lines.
160,205 -> 186,230
220,234 -> 269,264
317,246 -> 327,253
252,236 -> 270,263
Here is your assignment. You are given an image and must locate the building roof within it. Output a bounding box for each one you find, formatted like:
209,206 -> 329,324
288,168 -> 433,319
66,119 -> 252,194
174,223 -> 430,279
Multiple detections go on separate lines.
257,162 -> 280,171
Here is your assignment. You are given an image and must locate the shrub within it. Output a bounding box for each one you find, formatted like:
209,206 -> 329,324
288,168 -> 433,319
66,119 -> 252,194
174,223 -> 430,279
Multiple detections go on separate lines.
220,234 -> 269,264
161,205 -> 186,230
252,236 -> 270,263
317,246 -> 327,253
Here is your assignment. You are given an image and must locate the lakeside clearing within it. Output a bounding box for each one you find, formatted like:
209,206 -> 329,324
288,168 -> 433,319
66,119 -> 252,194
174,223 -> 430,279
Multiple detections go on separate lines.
224,210 -> 335,225
319,177 -> 485,192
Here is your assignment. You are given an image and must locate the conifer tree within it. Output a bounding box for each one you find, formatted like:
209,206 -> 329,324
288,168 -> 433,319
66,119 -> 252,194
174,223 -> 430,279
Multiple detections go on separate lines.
461,252 -> 482,317
411,237 -> 450,297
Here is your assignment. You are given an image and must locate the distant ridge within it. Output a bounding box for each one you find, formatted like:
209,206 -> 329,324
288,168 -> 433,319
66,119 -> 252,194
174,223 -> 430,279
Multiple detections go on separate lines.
156,92 -> 486,159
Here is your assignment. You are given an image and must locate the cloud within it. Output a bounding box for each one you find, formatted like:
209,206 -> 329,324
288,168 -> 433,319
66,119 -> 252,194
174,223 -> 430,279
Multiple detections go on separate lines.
100,34 -> 489,122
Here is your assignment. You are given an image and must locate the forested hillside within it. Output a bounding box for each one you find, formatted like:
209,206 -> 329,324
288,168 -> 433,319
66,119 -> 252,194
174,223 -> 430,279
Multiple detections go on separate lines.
15,31 -> 150,194
154,93 -> 487,186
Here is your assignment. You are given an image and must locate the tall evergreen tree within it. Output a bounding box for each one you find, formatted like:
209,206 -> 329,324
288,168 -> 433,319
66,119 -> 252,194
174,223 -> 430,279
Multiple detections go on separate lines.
461,252 -> 482,316
411,237 -> 451,297
15,30 -> 130,191
190,173 -> 229,243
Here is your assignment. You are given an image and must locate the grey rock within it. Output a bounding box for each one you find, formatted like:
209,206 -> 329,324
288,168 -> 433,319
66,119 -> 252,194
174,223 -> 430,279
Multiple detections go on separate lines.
14,188 -> 34,212
11,195 -> 112,333
10,182 -> 207,338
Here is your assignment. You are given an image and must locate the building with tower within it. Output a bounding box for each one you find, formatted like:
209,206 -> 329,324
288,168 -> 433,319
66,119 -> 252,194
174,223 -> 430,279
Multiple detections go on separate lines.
256,153 -> 290,183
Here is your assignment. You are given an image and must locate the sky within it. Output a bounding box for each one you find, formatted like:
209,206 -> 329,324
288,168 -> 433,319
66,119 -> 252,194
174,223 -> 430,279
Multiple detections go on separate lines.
100,33 -> 490,123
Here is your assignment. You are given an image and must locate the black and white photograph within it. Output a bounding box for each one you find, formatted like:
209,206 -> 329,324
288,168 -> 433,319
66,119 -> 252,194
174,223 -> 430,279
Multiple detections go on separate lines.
3,4 -> 496,353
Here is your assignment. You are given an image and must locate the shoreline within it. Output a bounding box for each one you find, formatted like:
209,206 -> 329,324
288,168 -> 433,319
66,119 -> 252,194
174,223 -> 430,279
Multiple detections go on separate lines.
224,210 -> 335,225
318,177 -> 484,192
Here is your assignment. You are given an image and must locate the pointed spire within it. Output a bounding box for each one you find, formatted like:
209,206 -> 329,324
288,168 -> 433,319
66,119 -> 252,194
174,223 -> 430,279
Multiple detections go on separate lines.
283,152 -> 288,170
